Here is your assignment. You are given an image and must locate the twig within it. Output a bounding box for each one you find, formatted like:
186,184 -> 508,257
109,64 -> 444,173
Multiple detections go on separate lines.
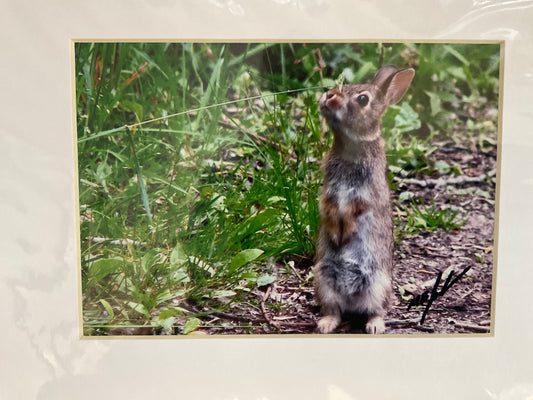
386,318 -> 435,332
91,237 -> 147,247
385,318 -> 421,327
209,311 -> 250,322
394,173 -> 493,189
260,286 -> 281,329
280,321 -> 316,328
450,319 -> 490,333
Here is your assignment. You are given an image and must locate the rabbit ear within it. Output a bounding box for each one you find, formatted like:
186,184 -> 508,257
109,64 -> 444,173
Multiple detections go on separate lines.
372,65 -> 401,89
373,66 -> 415,106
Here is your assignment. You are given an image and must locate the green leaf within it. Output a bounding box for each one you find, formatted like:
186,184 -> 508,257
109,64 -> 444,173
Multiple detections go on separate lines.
155,289 -> 177,305
182,317 -> 201,335
126,130 -> 152,222
399,191 -> 415,202
159,309 -> 184,320
120,100 -> 144,122
320,78 -> 336,89
394,102 -> 421,133
425,90 -> 442,116
89,257 -> 125,281
434,160 -> 451,174
126,301 -> 150,318
99,299 -> 115,321
414,216 -> 428,229
170,242 -> 188,267
397,286 -> 412,301
256,274 -> 276,287
237,209 -> 279,240
383,105 -> 402,131
193,56 -> 224,131
158,316 -> 176,332
240,271 -> 258,282
210,290 -> 237,299
228,249 -> 264,274
141,248 -> 161,273
444,45 -> 470,66
266,196 -> 285,205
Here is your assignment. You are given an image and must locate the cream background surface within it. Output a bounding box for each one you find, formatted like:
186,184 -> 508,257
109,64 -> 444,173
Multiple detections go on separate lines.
1,1 -> 532,399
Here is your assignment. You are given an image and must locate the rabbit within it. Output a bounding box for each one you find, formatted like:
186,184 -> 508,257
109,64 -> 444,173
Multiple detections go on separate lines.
314,65 -> 415,334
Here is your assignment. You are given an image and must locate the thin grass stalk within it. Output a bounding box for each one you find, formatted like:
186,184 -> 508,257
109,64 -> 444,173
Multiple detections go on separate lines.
126,126 -> 153,223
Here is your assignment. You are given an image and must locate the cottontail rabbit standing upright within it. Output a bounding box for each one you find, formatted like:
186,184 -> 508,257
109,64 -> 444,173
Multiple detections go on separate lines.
314,65 -> 415,334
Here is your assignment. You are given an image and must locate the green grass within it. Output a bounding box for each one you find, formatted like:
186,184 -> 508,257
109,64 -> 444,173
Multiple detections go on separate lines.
394,198 -> 467,240
75,42 -> 500,335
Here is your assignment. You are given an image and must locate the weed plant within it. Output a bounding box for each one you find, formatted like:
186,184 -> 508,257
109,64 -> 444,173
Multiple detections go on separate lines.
75,42 -> 499,334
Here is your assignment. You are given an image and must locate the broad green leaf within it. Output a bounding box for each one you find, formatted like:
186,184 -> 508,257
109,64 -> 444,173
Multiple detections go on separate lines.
385,102 -> 421,136
228,249 -> 264,274
126,301 -> 150,318
182,318 -> 201,335
256,274 -> 276,287
240,271 -> 258,282
399,191 -> 415,202
434,160 -> 451,174
170,242 -> 187,267
171,269 -> 190,284
159,308 -> 186,320
383,105 -> 402,131
89,257 -> 125,281
158,316 -> 176,332
320,78 -> 336,89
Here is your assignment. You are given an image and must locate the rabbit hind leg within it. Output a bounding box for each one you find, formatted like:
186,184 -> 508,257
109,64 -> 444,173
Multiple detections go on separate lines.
314,262 -> 343,334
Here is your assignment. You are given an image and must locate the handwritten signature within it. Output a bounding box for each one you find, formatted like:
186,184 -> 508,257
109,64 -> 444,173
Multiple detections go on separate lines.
407,266 -> 472,324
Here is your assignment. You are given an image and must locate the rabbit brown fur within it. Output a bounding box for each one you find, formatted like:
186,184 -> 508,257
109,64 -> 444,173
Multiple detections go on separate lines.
314,65 -> 415,334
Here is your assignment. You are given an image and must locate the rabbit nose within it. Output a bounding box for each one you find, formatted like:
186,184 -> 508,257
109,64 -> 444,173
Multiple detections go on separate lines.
321,89 -> 342,110
325,91 -> 336,101
325,88 -> 341,101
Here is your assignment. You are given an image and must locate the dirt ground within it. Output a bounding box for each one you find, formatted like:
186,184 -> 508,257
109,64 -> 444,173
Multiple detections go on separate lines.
107,124 -> 497,337
184,138 -> 497,336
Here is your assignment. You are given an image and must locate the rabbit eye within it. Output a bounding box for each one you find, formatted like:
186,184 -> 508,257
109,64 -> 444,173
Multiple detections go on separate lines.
356,94 -> 369,107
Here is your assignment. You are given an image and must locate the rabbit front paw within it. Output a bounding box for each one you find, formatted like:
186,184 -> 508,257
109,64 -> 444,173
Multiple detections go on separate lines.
365,315 -> 386,334
317,315 -> 341,334
321,196 -> 368,246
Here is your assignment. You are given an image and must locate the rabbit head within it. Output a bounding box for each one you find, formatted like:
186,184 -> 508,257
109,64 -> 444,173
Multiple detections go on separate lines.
319,65 -> 415,143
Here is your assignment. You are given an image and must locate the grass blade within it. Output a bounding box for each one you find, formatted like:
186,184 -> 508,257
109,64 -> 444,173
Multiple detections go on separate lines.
126,127 -> 153,222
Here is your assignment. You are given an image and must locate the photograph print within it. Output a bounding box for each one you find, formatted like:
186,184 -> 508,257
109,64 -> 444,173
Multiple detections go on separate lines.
74,41 -> 500,336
